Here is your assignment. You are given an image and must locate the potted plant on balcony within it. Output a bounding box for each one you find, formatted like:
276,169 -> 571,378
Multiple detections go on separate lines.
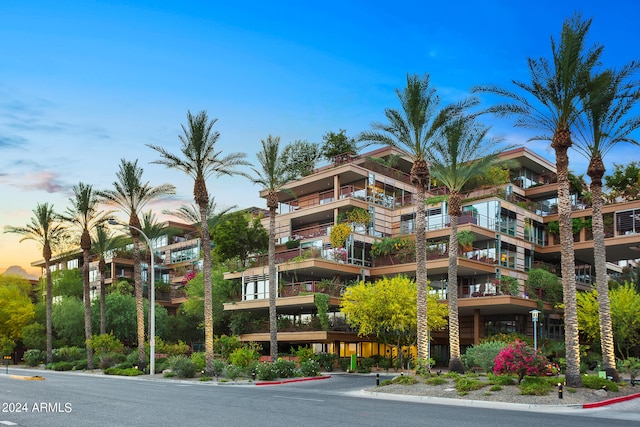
457,230 -> 475,253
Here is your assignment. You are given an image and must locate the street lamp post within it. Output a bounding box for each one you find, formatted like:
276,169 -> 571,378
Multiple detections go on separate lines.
530,309 -> 540,352
109,219 -> 156,375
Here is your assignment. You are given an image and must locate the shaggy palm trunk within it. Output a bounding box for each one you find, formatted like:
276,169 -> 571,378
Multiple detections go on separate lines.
268,200 -> 278,361
132,232 -> 146,371
588,157 -> 619,381
99,258 -> 106,335
44,242 -> 53,364
447,193 -> 464,373
552,130 -> 581,387
81,230 -> 94,370
195,181 -> 214,376
412,162 -> 429,362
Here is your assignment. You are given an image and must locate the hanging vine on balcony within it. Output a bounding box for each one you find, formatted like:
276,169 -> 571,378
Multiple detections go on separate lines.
315,293 -> 330,331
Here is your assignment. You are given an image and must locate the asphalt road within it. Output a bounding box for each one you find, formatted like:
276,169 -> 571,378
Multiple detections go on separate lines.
0,368 -> 638,426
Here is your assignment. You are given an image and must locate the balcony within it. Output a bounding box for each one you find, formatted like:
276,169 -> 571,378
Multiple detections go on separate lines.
279,280 -> 343,298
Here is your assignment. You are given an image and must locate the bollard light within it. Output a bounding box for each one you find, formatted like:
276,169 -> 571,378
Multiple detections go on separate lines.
376,373 -> 379,386
558,382 -> 563,399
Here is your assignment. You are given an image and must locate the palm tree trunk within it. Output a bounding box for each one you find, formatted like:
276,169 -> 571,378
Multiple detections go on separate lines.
200,201 -> 214,376
447,211 -> 464,373
45,256 -> 53,364
82,245 -> 94,370
553,140 -> 582,387
269,206 -> 278,361
99,259 -> 106,335
590,176 -> 619,381
415,185 -> 428,361
133,236 -> 146,370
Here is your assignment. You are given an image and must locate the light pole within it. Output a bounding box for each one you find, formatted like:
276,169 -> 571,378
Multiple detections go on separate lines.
530,309 -> 540,352
109,219 -> 156,375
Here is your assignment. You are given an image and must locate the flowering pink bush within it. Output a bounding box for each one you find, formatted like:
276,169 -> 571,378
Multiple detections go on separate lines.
493,340 -> 548,384
182,270 -> 196,284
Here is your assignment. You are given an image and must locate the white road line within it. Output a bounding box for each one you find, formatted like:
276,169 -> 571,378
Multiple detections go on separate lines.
273,395 -> 324,402
0,421 -> 18,426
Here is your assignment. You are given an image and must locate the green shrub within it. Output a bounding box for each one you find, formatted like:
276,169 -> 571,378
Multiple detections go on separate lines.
581,375 -> 619,392
378,379 -> 393,386
339,358 -> 350,372
88,333 -> 124,356
53,346 -> 85,362
463,341 -> 509,372
256,362 -> 278,381
223,364 -> 243,380
213,335 -> 243,359
425,376 -> 447,386
73,359 -> 88,370
274,358 -> 297,378
358,357 -> 375,373
299,360 -> 321,377
228,347 -> 260,368
487,373 -> 515,386
519,376 -> 553,395
392,375 -> 418,385
167,355 -> 196,378
23,349 -> 45,367
163,371 -> 177,378
455,377 -> 483,393
489,385 -> 502,392
213,359 -> 226,377
313,352 -> 338,371
104,367 -> 143,376
98,352 -> 126,369
294,346 -> 315,363
49,361 -> 75,371
155,338 -> 189,356
190,352 -> 206,372
377,356 -> 393,372
200,375 -> 212,381
618,357 -> 640,381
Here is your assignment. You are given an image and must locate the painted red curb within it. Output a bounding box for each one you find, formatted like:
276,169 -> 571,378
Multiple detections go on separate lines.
582,392 -> 640,409
255,375 -> 331,386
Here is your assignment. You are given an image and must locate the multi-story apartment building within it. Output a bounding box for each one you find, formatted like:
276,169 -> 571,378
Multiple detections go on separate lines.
31,145 -> 640,364
222,145 -> 640,363
32,220 -> 201,314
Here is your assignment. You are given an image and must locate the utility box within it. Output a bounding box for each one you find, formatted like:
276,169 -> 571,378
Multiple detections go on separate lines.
350,354 -> 357,372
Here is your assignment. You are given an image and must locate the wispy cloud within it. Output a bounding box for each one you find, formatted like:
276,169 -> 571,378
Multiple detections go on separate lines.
14,171 -> 70,194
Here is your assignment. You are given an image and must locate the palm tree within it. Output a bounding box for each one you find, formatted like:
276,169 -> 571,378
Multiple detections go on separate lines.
162,197 -> 236,234
251,135 -> 297,361
428,116 -> 508,373
92,225 -> 127,335
473,14 -> 602,387
147,110 -> 249,375
64,182 -> 112,370
99,159 -> 175,370
573,63 -> 640,382
359,74 -> 475,362
4,203 -> 67,363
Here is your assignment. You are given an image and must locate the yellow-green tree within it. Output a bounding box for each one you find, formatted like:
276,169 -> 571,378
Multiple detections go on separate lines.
577,283 -> 640,359
340,275 -> 448,360
0,275 -> 35,341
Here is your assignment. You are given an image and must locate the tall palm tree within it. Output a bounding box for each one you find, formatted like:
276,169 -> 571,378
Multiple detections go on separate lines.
99,159 -> 175,370
251,135 -> 297,361
64,182 -> 112,370
4,203 -> 67,363
359,74 -> 475,362
473,14 -> 602,386
573,63 -> 640,382
147,110 -> 249,375
428,116 -> 507,373
92,225 -> 127,335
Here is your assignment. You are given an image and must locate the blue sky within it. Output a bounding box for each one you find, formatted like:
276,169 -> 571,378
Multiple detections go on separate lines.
1,0 -> 639,274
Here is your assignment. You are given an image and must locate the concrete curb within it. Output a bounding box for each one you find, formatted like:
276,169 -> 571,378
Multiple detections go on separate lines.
582,391 -> 640,409
256,375 -> 331,386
